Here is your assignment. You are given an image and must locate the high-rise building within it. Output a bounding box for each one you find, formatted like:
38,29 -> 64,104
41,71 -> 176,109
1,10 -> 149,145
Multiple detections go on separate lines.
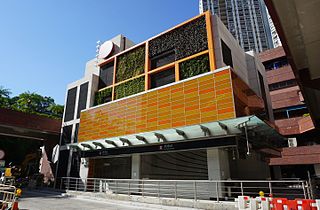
199,0 -> 275,52
266,10 -> 281,48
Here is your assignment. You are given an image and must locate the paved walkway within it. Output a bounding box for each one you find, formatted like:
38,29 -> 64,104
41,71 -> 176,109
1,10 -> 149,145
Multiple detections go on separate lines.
19,190 -> 201,210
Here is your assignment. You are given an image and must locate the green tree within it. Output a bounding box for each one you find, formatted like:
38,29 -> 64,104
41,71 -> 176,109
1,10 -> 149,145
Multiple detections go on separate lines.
0,86 -> 11,108
48,104 -> 64,118
8,96 -> 19,107
0,87 -> 64,119
11,92 -> 54,114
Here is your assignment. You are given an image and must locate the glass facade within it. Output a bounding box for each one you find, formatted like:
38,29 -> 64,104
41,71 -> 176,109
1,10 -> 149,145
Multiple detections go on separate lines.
199,0 -> 274,52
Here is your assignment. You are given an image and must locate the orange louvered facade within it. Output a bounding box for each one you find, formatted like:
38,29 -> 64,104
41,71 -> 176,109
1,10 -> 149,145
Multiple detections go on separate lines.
78,69 -> 236,142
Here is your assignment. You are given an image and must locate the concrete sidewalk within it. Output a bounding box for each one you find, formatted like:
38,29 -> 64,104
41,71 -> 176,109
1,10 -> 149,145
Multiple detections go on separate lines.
19,190 -> 202,210
65,190 -> 237,210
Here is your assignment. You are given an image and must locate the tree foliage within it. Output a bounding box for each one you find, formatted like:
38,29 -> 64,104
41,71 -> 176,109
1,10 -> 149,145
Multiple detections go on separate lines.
0,86 -> 11,108
0,87 -> 64,119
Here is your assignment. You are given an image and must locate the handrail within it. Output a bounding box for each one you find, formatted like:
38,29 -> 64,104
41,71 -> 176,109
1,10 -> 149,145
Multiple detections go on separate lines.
57,177 -> 310,201
59,177 -> 305,183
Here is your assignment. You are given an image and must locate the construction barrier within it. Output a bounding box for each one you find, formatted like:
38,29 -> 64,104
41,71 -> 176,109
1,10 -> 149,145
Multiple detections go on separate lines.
11,201 -> 18,210
236,196 -> 320,210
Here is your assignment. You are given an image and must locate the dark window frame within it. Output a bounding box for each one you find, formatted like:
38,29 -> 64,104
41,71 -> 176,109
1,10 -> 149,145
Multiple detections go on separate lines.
62,125 -> 73,145
74,123 -> 80,143
268,79 -> 297,91
64,87 -> 77,122
77,82 -> 89,118
150,49 -> 175,70
150,68 -> 176,89
221,39 -> 233,68
98,61 -> 114,90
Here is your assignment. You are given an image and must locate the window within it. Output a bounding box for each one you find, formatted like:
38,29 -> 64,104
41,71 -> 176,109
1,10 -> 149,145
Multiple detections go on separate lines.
150,49 -> 175,69
221,40 -> 233,68
264,57 -> 288,71
268,79 -> 297,91
98,62 -> 114,89
274,105 -> 308,120
62,125 -> 72,145
288,106 -> 308,118
64,87 -> 77,122
73,123 -> 79,143
150,68 -> 175,89
273,110 -> 288,120
77,82 -> 88,118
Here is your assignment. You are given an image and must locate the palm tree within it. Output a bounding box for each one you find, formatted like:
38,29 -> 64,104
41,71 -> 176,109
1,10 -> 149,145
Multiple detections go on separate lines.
0,86 -> 11,98
0,86 -> 11,108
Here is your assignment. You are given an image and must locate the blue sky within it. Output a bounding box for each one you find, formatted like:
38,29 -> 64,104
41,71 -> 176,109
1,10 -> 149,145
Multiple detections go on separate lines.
0,0 -> 198,104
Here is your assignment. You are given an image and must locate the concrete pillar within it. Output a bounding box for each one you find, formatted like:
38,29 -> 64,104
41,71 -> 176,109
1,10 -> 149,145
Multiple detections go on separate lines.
207,148 -> 230,198
207,148 -> 230,180
315,164 -> 320,177
131,154 -> 140,179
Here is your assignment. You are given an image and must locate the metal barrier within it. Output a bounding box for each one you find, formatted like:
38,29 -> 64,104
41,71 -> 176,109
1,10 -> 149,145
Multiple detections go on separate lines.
0,184 -> 16,208
236,196 -> 320,210
57,177 -> 310,201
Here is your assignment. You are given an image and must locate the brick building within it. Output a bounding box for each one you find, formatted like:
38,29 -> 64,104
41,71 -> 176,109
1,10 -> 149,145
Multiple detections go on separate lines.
259,46 -> 320,179
0,108 -> 61,180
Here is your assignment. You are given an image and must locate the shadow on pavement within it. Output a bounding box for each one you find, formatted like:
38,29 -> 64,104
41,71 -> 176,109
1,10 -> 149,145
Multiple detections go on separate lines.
20,188 -> 67,199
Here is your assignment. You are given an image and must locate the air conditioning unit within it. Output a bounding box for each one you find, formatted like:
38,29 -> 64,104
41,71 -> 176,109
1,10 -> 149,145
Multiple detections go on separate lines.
288,138 -> 297,147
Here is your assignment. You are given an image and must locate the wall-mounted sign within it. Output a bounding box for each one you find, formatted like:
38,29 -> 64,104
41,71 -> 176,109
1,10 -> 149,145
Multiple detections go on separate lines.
159,144 -> 175,151
98,41 -> 114,59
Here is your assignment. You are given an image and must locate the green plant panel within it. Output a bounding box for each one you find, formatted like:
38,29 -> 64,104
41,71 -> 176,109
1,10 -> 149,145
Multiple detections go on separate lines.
116,46 -> 145,83
179,54 -> 210,80
149,16 -> 208,61
115,77 -> 145,100
94,87 -> 112,105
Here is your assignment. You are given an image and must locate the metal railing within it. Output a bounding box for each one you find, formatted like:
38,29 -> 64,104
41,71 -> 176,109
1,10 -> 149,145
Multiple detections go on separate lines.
0,183 -> 16,208
57,177 -> 311,201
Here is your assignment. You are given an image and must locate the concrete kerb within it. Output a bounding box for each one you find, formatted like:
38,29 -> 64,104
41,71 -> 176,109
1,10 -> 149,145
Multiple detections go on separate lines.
66,190 -> 237,210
